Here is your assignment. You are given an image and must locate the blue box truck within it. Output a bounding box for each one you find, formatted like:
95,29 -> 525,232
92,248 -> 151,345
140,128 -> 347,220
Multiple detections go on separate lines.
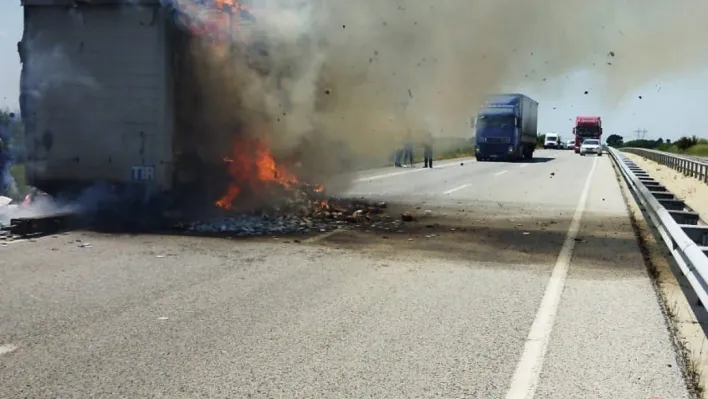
474,93 -> 538,161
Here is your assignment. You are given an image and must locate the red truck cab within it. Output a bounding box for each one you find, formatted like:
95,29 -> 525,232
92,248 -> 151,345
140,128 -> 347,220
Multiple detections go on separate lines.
573,116 -> 602,153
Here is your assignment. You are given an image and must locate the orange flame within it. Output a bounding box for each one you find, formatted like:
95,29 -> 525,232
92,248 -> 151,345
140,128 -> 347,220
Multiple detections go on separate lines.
178,0 -> 255,52
216,138 -> 300,210
214,0 -> 236,6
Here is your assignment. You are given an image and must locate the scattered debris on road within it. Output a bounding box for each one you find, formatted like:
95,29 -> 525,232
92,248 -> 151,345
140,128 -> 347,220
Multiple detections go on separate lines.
178,196 -> 402,237
400,211 -> 416,222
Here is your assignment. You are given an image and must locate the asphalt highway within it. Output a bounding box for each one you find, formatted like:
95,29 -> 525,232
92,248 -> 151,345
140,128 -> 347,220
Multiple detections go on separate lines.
0,149 -> 693,398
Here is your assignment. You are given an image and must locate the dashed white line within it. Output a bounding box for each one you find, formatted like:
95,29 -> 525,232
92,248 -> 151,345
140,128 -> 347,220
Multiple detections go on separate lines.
353,168 -> 425,182
0,344 -> 18,355
353,158 -> 473,182
303,228 -> 345,243
519,164 -> 529,168
0,238 -> 30,246
444,167 -> 509,194
504,155 -> 598,399
443,183 -> 472,195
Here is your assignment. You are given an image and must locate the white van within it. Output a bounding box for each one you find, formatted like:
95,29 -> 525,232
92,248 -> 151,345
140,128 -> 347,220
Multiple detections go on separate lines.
544,133 -> 560,149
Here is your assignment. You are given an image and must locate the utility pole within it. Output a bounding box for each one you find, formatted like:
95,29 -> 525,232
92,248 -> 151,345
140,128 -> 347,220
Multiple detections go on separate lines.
633,128 -> 648,140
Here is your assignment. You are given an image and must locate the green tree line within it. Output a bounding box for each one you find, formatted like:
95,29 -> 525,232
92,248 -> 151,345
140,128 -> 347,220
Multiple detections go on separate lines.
605,133 -> 708,156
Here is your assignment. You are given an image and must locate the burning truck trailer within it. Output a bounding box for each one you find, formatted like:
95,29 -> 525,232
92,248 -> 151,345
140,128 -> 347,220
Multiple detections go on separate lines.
18,0 -> 275,208
14,0 -> 389,237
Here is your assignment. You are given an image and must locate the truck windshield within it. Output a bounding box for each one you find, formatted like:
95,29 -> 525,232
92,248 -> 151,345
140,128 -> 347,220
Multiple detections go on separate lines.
477,114 -> 515,130
576,127 -> 600,136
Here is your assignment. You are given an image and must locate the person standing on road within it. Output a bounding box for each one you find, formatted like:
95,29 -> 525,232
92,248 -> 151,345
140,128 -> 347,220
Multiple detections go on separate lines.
423,133 -> 433,168
403,132 -> 414,167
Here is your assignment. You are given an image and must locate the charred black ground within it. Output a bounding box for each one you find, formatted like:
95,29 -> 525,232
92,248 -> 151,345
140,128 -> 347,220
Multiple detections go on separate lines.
1,190 -> 395,239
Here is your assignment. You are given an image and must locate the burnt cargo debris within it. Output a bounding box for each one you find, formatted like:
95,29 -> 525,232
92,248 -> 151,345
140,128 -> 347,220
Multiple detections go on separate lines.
176,196 -> 393,237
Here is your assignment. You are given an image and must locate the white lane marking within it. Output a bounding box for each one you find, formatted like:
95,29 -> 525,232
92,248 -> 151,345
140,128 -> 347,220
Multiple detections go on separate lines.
303,228 -> 345,243
353,168 -> 425,182
519,164 -> 529,168
353,158 -> 469,177
444,167 -> 509,194
353,158 -> 473,182
0,238 -> 30,246
0,344 -> 18,355
504,155 -> 598,399
443,183 -> 472,195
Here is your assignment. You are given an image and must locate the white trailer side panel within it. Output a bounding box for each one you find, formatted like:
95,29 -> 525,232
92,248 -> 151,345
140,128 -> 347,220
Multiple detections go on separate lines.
21,5 -> 174,194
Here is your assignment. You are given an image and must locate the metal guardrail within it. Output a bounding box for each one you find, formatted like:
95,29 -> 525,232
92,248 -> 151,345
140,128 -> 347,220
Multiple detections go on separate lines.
621,147 -> 708,183
608,147 -> 708,308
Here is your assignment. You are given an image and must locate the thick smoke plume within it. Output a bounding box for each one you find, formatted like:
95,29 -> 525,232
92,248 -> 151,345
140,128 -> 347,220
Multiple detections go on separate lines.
170,0 -> 708,189
18,0 -> 708,215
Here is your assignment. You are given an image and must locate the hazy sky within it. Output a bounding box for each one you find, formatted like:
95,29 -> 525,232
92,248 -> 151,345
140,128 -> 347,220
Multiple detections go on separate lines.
1,2 -> 705,142
0,3 -> 21,113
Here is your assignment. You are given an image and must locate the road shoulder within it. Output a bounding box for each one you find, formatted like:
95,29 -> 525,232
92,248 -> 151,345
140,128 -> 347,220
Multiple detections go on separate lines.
618,154 -> 708,398
619,153 -> 708,397
535,155 -> 692,399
